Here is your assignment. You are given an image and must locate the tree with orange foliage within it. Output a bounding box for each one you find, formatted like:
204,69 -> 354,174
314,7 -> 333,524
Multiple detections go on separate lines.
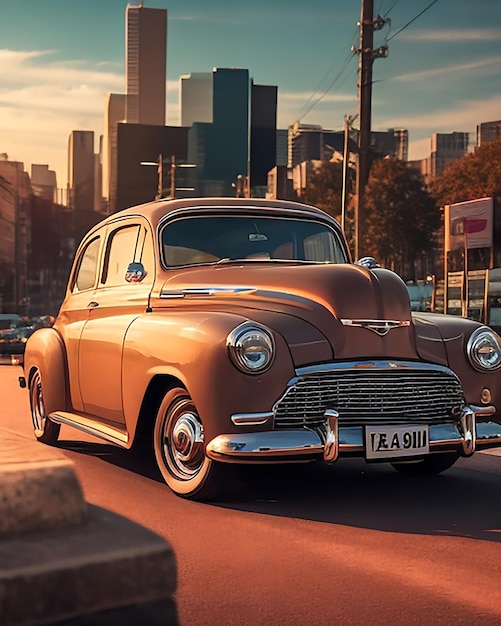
362,157 -> 439,281
429,138 -> 501,207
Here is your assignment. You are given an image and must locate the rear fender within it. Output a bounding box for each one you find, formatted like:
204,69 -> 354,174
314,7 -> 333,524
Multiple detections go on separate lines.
24,328 -> 68,415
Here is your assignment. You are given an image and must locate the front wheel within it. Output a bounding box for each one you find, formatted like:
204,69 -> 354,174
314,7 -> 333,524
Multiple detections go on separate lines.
391,453 -> 459,476
153,387 -> 230,500
29,368 -> 61,445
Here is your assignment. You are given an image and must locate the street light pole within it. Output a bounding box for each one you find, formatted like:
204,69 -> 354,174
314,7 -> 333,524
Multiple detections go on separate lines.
170,155 -> 176,199
341,114 -> 357,236
157,154 -> 164,199
140,155 -> 196,200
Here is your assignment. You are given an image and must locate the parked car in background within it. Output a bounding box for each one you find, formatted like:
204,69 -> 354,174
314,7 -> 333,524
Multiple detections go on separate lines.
0,324 -> 34,365
0,315 -> 54,366
21,197 -> 501,500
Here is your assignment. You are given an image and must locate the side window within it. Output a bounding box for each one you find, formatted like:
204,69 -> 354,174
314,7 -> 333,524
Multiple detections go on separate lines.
101,225 -> 141,287
73,237 -> 101,292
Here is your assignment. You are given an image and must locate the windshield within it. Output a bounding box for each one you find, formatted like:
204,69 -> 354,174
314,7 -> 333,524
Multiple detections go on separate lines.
162,215 -> 347,267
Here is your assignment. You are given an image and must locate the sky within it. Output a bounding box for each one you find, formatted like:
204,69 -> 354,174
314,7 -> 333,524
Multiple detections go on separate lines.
1,0 -> 500,188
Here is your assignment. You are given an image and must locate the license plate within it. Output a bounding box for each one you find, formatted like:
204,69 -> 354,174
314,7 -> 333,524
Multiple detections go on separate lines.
365,424 -> 429,460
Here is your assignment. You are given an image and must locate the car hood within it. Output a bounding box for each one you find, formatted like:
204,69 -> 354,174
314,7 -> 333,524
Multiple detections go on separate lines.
158,263 -> 451,365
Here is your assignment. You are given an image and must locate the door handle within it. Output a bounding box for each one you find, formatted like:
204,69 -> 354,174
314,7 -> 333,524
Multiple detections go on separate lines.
87,301 -> 99,308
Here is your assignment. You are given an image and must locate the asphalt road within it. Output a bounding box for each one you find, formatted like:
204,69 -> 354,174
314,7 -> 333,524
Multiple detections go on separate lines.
1,363 -> 501,625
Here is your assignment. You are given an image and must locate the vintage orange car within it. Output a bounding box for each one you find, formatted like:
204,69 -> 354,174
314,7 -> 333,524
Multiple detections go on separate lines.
21,197 -> 501,499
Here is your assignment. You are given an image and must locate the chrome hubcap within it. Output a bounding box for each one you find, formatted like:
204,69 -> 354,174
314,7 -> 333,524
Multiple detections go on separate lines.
30,371 -> 45,433
163,398 -> 205,480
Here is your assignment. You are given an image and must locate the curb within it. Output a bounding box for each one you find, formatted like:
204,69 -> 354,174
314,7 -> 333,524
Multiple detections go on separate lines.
0,429 -> 178,625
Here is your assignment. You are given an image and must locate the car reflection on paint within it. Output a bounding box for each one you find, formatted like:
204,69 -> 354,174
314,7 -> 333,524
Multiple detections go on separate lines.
20,197 -> 501,500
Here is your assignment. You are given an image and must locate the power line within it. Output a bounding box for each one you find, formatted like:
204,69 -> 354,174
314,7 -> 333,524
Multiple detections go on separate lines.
380,0 -> 400,18
297,52 -> 358,122
295,26 -> 359,122
386,0 -> 439,41
294,0 -> 440,126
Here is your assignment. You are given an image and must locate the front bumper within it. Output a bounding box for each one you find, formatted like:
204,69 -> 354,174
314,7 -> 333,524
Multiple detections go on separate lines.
205,404 -> 501,464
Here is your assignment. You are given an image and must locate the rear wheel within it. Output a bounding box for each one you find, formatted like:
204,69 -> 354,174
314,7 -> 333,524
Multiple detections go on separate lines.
391,453 -> 459,476
153,387 -> 229,500
29,368 -> 60,444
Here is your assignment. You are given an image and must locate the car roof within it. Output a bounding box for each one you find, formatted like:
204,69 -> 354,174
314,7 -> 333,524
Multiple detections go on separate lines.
95,197 -> 341,233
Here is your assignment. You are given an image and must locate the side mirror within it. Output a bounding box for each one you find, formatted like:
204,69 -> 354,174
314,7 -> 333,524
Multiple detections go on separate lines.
125,262 -> 147,283
355,256 -> 380,270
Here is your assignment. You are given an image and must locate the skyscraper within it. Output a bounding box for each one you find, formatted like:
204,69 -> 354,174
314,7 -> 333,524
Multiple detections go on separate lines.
179,73 -> 213,127
67,131 -> 94,213
182,68 -> 277,196
125,2 -> 167,125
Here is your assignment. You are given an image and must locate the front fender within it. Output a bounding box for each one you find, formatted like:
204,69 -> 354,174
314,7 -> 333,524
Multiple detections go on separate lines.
121,311 -> 296,442
24,328 -> 68,415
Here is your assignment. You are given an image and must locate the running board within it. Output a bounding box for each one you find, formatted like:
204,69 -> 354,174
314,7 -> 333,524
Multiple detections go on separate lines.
49,411 -> 129,447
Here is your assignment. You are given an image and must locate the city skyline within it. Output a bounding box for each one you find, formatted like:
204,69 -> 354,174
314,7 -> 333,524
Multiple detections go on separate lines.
1,0 -> 500,188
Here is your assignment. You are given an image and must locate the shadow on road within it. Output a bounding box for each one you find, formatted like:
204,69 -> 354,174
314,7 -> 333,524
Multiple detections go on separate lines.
57,438 -> 501,544
56,439 -> 164,483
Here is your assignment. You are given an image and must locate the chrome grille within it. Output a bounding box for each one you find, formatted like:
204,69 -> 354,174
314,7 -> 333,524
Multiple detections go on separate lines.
273,366 -> 464,429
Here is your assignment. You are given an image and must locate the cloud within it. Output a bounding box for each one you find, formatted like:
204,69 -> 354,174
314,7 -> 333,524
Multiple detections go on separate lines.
393,56 -> 501,82
0,50 -> 123,185
277,90 -> 357,129
402,29 -> 501,42
376,94 -> 501,160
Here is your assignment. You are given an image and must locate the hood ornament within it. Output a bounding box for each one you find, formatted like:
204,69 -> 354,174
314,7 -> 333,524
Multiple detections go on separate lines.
340,319 -> 411,336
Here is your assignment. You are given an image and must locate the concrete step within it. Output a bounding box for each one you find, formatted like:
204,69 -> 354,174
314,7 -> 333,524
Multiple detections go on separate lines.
0,428 -> 178,625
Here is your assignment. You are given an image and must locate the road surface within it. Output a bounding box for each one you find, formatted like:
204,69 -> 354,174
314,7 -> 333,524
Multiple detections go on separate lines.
1,363 -> 500,625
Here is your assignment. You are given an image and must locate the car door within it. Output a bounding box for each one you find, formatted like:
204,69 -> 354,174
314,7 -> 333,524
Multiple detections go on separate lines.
78,220 -> 154,425
57,234 -> 103,413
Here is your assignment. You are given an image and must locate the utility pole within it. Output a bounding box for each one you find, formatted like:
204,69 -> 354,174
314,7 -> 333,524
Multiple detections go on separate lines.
353,0 -> 388,259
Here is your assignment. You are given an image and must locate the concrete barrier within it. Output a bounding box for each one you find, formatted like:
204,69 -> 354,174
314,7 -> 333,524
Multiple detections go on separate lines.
0,429 -> 178,625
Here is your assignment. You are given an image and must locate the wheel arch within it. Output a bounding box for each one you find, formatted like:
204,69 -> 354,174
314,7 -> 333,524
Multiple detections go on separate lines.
132,373 -> 185,446
24,328 -> 68,415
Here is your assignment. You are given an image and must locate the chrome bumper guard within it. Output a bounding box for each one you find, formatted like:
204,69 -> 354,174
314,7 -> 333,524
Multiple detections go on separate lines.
205,405 -> 501,464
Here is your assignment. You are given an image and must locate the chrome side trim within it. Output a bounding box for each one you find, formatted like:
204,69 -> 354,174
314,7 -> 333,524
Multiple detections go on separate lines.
49,411 -> 128,447
160,286 -> 257,298
231,411 -> 274,426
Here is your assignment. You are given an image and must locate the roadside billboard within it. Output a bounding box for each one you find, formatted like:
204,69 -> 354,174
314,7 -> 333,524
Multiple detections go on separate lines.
444,197 -> 493,321
444,197 -> 493,252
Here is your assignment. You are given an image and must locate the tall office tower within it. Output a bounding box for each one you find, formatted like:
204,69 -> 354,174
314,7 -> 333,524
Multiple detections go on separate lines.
182,68 -> 277,196
477,120 -> 501,146
370,128 -> 408,161
185,68 -> 250,196
429,131 -> 469,178
180,72 -> 213,127
288,123 -> 326,168
250,83 -> 277,191
68,130 -> 99,244
31,164 -> 57,202
275,129 -> 289,167
0,157 -> 30,312
68,131 -> 95,211
125,2 -> 167,125
103,93 -> 127,213
212,68 -> 250,183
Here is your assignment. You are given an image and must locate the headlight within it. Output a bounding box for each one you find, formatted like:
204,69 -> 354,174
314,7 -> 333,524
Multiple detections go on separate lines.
467,327 -> 501,372
227,322 -> 275,374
